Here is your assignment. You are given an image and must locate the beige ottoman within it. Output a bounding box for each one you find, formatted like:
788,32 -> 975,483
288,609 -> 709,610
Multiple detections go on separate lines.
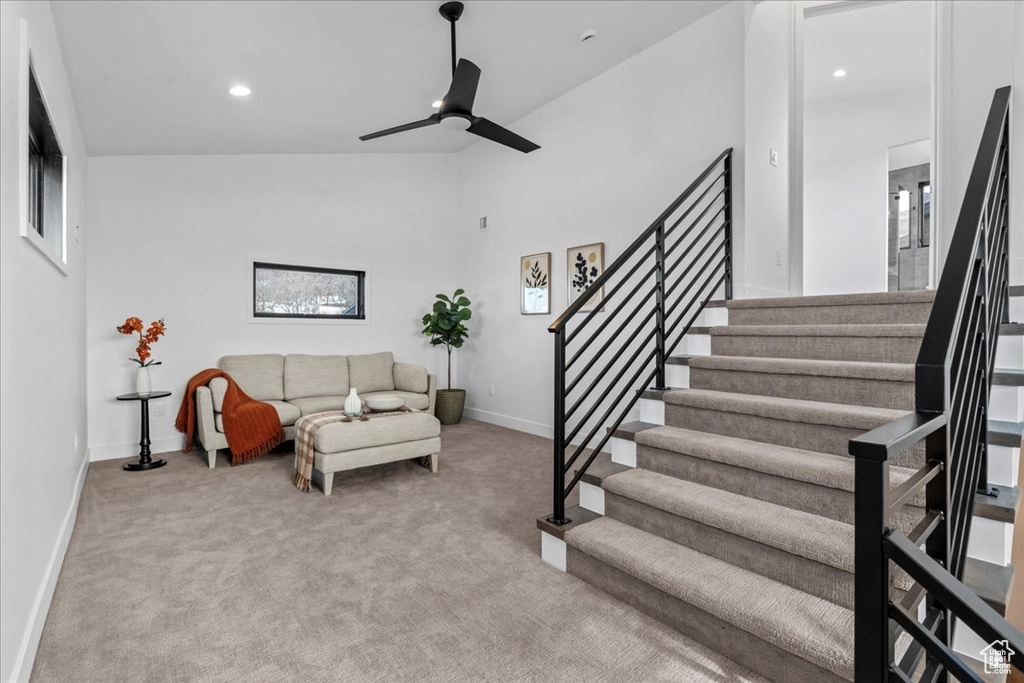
311,412 -> 441,495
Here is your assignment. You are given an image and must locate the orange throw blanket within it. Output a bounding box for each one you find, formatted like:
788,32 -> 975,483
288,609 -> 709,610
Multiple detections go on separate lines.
175,369 -> 284,465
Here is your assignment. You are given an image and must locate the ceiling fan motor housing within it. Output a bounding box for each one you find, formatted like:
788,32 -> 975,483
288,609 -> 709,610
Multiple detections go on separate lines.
439,114 -> 471,131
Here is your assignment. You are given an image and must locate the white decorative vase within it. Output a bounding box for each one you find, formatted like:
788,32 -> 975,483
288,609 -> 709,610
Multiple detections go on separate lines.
344,387 -> 361,415
135,366 -> 151,396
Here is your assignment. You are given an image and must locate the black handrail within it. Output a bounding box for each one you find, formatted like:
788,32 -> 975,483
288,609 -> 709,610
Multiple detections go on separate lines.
850,86 -> 1019,681
547,149 -> 733,525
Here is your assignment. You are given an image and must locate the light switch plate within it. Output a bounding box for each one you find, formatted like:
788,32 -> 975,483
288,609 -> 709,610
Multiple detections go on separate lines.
769,148 -> 779,167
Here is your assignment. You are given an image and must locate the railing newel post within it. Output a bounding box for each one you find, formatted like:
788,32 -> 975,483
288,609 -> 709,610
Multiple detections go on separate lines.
854,453 -> 891,683
548,327 -> 569,526
654,222 -> 667,391
723,150 -> 733,301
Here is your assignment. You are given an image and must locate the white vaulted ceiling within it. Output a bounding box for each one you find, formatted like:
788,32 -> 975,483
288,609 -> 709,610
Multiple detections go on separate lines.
50,0 -> 729,156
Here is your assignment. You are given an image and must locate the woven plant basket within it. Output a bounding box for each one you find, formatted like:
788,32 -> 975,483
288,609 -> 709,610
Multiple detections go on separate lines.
435,389 -> 466,425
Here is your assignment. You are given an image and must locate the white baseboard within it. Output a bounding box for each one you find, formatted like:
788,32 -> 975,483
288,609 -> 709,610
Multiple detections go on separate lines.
88,436 -> 181,462
463,407 -> 553,440
8,452 -> 89,683
735,284 -> 792,299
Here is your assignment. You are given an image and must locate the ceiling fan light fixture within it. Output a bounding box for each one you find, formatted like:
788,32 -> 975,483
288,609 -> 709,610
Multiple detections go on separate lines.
228,85 -> 252,97
432,100 -> 444,108
439,115 -> 471,131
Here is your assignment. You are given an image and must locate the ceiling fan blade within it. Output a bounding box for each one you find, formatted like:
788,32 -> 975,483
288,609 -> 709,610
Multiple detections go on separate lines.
359,114 -> 440,141
440,59 -> 481,114
467,117 -> 540,153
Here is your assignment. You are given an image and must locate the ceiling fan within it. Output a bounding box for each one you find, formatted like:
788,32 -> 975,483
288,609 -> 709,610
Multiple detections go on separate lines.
359,1 -> 540,153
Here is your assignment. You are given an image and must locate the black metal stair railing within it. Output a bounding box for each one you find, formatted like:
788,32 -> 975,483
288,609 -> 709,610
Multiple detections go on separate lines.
547,148 -> 733,526
851,86 -> 1023,681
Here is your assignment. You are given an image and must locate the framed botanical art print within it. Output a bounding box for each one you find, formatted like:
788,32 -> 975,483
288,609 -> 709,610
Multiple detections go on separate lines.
567,243 -> 604,312
521,252 -> 550,315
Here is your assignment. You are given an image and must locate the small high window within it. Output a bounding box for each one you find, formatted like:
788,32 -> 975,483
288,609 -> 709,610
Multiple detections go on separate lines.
27,62 -> 65,261
253,262 -> 366,320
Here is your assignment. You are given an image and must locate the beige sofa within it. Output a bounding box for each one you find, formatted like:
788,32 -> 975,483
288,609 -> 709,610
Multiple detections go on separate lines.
195,352 -> 437,468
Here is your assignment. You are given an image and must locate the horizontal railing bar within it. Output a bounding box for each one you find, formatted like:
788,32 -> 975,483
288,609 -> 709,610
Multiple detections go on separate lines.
665,196 -> 726,261
665,213 -> 726,280
889,601 -> 982,683
888,463 -> 942,518
664,181 -> 726,247
564,244 -> 658,346
665,224 -> 726,294
563,369 -> 658,496
907,511 -> 943,547
565,284 -> 657,372
896,607 -> 945,681
849,413 -> 947,463
664,273 -> 726,358
550,148 -> 732,332
565,321 -> 658,421
565,303 -> 656,394
563,353 -> 658,475
561,337 -> 655,448
885,529 -> 1024,668
664,244 -> 726,321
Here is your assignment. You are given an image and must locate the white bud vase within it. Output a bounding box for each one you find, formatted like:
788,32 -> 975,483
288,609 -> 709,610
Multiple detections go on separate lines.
136,366 -> 151,396
344,387 -> 361,415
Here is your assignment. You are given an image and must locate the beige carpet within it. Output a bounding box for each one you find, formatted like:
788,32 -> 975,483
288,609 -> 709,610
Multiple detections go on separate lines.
32,419 -> 763,683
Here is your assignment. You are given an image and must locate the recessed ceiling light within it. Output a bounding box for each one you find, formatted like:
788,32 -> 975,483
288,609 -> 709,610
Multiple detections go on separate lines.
833,69 -> 847,78
229,85 -> 252,97
432,100 -> 443,108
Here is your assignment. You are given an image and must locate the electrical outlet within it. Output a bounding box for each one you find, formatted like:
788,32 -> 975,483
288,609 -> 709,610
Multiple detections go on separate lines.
154,402 -> 166,417
769,148 -> 779,167
488,384 -> 495,396
479,216 -> 488,231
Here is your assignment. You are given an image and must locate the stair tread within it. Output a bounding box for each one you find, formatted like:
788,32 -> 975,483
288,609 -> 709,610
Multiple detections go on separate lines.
711,324 -> 926,337
963,557 -> 1015,616
662,388 -> 908,430
1002,322 -> 1024,335
1010,284 -> 1024,297
603,468 -> 856,572
974,485 -> 1021,524
632,425 -> 917,494
726,290 -> 935,310
535,505 -> 600,540
579,461 -> 633,487
610,421 -> 660,440
685,355 -> 915,381
565,516 -> 855,679
993,368 -> 1024,386
989,420 -> 1024,448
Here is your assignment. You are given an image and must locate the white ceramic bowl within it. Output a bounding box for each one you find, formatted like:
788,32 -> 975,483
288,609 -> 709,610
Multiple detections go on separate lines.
364,394 -> 406,412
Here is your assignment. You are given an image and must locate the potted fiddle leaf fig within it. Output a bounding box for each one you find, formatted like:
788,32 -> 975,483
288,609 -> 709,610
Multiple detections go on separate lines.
422,289 -> 471,424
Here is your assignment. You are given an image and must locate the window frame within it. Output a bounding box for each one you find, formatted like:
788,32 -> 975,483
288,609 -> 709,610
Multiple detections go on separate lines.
250,259 -> 368,323
18,20 -> 68,276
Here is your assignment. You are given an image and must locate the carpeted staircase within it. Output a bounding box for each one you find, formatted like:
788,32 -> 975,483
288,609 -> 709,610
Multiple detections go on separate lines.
541,289 -> 1022,683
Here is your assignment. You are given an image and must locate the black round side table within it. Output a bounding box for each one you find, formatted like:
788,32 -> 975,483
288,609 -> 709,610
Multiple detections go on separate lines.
117,391 -> 172,471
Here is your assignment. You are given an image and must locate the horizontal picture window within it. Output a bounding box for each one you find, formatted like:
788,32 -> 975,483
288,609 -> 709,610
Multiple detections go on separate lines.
253,261 -> 365,320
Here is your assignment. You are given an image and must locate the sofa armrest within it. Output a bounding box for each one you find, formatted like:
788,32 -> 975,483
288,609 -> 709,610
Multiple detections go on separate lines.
195,385 -> 219,450
427,374 -> 437,416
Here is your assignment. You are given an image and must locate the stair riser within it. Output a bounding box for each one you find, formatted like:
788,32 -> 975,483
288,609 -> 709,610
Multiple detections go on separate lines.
689,367 -> 914,410
728,302 -> 933,326
664,403 -> 925,468
605,493 -> 856,610
711,334 -> 922,363
567,549 -> 849,683
637,445 -> 925,529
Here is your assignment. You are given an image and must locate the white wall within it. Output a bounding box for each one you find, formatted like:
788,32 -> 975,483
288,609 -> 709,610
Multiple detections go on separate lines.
454,2 -> 745,436
0,2 -> 89,682
1011,0 -> 1024,288
86,154 -> 458,460
744,0 -> 793,298
803,90 -> 931,295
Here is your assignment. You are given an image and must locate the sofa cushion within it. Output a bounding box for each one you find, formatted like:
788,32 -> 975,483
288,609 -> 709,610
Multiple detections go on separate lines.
393,362 -> 429,394
287,396 -> 348,417
216,400 -> 300,432
349,352 -> 395,393
314,413 -> 440,453
284,354 -> 349,400
219,354 -> 284,401
362,391 -> 430,412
